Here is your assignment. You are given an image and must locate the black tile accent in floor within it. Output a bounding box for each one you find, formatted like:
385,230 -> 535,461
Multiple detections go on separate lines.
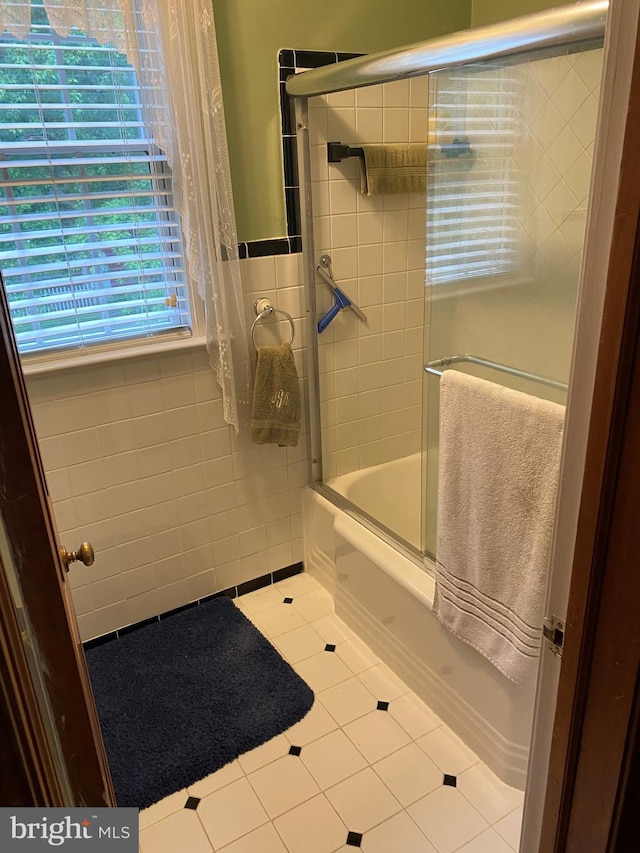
184,796 -> 200,810
324,643 -> 336,652
377,701 -> 390,711
443,774 -> 457,787
283,597 -> 294,604
288,745 -> 302,756
346,830 -> 363,847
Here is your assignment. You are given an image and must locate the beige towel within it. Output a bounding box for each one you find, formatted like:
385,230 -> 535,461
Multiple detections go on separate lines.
434,371 -> 565,685
250,343 -> 301,446
358,144 -> 428,195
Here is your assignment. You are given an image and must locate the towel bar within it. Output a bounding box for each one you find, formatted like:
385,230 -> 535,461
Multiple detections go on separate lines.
424,354 -> 568,392
251,298 -> 295,350
327,139 -> 473,163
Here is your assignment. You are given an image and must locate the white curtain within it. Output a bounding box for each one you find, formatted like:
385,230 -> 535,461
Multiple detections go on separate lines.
0,0 -> 253,434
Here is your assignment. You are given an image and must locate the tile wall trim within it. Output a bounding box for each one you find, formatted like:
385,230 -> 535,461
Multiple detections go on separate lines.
239,49 -> 364,260
82,562 -> 304,650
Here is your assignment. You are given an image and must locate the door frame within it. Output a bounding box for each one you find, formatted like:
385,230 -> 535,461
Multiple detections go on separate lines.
534,0 -> 640,848
539,21 -> 640,848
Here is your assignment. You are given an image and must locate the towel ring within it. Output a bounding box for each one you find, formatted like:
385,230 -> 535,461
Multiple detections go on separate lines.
251,298 -> 295,350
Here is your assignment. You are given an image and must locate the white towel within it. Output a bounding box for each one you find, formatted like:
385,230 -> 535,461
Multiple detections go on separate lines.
434,371 -> 565,685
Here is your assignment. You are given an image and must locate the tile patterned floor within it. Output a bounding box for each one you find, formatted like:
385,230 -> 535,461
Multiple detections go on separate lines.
139,573 -> 524,853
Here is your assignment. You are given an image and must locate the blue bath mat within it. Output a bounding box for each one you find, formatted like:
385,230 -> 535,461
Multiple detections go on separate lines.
85,596 -> 314,809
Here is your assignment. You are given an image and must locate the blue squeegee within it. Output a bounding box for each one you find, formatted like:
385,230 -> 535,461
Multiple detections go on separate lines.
316,255 -> 368,333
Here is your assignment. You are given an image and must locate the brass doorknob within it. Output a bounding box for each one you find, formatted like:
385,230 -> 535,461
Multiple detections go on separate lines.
60,542 -> 95,571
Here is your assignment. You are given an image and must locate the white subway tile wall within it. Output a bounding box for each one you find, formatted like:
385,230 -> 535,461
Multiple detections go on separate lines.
26,254 -> 308,641
309,78 -> 429,481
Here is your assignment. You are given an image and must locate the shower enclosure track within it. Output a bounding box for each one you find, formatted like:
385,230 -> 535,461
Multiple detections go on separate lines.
286,0 -> 607,97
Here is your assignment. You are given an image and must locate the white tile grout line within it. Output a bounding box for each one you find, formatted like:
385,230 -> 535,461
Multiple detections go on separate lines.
138,574 -> 524,853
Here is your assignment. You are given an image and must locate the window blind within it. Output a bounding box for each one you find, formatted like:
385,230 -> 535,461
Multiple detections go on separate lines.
426,66 -> 523,285
0,4 -> 191,355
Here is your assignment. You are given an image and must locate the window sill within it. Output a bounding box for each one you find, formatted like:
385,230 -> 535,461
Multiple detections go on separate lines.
21,335 -> 208,378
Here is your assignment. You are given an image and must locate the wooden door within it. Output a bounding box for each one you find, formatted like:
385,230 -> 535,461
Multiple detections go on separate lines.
0,273 -> 115,806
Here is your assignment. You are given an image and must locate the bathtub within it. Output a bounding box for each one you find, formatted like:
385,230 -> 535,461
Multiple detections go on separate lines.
325,454 -> 423,550
302,459 -> 536,790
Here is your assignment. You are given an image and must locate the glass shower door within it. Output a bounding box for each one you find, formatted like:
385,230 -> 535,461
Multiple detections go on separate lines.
422,44 -> 604,558
307,77 -> 429,555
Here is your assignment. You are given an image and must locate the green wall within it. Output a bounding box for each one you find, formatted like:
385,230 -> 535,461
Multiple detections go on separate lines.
213,0 -> 471,243
471,0 -> 560,26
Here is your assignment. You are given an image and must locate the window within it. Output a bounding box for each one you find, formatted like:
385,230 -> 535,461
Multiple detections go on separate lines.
426,64 -> 523,285
0,1 -> 191,356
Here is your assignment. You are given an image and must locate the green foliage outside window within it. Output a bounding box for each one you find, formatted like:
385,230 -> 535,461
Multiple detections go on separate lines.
0,0 -> 190,353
